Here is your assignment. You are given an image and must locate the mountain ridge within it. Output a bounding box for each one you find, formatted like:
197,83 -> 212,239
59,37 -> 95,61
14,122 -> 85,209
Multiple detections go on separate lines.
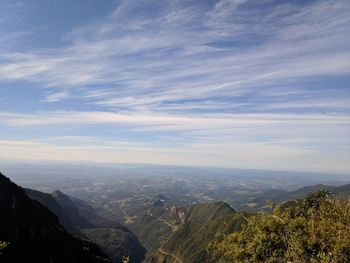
0,172 -> 112,263
26,186 -> 146,263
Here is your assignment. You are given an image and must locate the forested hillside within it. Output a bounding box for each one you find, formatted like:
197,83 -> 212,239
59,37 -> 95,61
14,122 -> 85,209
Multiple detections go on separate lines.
147,202 -> 247,263
145,190 -> 350,262
209,191 -> 350,263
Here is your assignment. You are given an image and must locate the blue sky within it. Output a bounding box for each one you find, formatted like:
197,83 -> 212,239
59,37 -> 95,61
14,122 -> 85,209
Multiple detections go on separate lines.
0,0 -> 349,173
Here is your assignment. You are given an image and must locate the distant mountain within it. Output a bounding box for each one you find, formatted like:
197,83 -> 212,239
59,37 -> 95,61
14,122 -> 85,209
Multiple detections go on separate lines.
51,190 -> 95,228
241,183 -> 350,211
26,188 -> 146,263
278,183 -> 350,201
25,188 -> 83,237
0,172 -> 111,263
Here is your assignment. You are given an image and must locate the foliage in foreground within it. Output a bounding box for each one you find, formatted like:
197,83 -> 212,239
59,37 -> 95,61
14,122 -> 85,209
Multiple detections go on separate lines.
0,241 -> 9,256
209,191 -> 350,263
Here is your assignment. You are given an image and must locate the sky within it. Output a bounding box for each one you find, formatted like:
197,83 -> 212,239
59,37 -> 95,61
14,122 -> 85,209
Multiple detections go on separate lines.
0,0 -> 349,173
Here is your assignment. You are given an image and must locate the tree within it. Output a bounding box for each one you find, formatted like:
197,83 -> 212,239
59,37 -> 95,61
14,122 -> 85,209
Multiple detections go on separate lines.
208,191 -> 350,263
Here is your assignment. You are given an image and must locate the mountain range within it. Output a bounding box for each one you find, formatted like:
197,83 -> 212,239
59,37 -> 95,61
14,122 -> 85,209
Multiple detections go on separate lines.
1,170 -> 350,263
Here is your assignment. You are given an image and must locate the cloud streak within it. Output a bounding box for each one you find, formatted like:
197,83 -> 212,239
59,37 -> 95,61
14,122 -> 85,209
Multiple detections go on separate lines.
0,0 -> 349,114
1,111 -> 349,128
0,0 -> 349,172
42,91 -> 69,102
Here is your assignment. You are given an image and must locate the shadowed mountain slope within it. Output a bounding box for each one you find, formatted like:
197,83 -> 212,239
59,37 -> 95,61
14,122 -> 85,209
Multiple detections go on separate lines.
25,188 -> 83,237
0,172 -> 111,263
26,187 -> 146,263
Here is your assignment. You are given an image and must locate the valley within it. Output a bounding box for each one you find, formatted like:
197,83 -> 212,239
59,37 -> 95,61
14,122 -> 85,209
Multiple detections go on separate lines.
2,162 -> 350,262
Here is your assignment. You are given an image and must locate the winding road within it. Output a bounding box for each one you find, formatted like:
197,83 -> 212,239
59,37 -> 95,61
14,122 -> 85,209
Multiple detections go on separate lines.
159,248 -> 183,263
159,218 -> 176,230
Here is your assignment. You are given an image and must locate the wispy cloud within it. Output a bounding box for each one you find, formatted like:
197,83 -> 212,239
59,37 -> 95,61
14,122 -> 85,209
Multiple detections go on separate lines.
0,0 -> 349,114
1,111 -> 349,128
42,91 -> 69,102
1,110 -> 349,154
0,0 -> 349,172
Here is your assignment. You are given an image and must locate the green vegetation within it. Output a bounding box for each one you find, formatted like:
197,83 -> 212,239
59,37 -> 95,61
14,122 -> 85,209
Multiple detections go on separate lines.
130,206 -> 175,253
209,191 -> 350,263
0,241 -> 9,256
146,202 -> 247,263
82,227 -> 145,263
